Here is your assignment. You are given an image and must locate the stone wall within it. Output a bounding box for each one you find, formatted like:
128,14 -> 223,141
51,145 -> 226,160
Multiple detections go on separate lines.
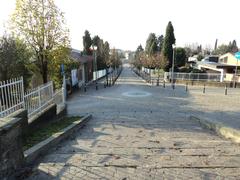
0,117 -> 24,179
0,104 -> 66,179
27,104 -> 57,134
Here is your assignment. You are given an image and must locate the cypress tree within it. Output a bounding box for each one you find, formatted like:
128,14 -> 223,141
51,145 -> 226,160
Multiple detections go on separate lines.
162,21 -> 176,70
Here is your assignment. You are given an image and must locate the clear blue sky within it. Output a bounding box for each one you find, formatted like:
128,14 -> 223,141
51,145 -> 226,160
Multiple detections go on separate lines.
1,0 -> 240,51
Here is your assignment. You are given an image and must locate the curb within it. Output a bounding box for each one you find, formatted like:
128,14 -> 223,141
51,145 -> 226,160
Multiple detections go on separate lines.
189,115 -> 240,144
24,114 -> 92,165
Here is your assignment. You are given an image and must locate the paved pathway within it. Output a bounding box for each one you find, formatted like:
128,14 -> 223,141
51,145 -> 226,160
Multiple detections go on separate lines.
28,63 -> 240,179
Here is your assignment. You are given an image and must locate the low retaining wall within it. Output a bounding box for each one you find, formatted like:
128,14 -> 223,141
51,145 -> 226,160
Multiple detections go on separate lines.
24,114 -> 92,165
0,117 -> 25,179
0,103 -> 67,179
28,104 -> 57,135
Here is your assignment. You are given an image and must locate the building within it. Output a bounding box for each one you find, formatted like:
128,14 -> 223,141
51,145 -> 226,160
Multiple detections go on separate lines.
196,53 -> 240,82
70,49 -> 93,87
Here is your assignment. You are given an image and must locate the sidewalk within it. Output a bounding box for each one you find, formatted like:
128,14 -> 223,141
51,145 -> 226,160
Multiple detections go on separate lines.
187,86 -> 240,143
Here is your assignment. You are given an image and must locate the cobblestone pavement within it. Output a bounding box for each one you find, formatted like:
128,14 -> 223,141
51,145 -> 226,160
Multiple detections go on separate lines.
28,64 -> 240,179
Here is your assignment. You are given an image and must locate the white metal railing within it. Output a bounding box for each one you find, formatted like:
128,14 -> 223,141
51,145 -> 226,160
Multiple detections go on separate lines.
24,81 -> 54,118
93,69 -> 107,80
166,72 -> 224,82
0,77 -> 24,118
0,77 -> 65,119
53,87 -> 65,106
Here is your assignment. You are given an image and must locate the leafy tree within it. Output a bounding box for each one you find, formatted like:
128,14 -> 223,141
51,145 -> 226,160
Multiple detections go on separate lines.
153,53 -> 168,80
175,47 -> 186,67
48,46 -> 73,89
103,41 -> 110,67
213,44 -> 230,55
96,39 -> 105,70
197,54 -> 204,61
133,45 -> 144,69
145,33 -> 158,56
11,0 -> 70,84
162,21 -> 176,69
0,35 -> 32,87
83,30 -> 92,55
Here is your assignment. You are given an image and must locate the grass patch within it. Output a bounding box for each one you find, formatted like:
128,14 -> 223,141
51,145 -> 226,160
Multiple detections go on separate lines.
23,116 -> 81,151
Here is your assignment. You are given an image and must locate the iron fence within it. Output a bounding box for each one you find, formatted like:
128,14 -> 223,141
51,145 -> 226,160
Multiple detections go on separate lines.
166,72 -> 224,82
0,77 -> 65,118
0,77 -> 24,118
24,81 -> 54,118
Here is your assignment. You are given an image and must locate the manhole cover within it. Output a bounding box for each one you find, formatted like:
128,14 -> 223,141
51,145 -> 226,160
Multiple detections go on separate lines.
122,91 -> 151,97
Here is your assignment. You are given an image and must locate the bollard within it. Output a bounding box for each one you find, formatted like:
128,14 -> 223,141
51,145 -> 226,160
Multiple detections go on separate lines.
84,84 -> 87,92
203,84 -> 205,93
163,80 -> 165,88
225,84 -> 227,95
172,83 -> 175,90
96,82 -> 98,90
185,83 -> 188,92
157,79 -> 159,86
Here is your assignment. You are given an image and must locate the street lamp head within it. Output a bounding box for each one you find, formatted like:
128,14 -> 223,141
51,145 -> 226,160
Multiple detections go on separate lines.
172,44 -> 176,49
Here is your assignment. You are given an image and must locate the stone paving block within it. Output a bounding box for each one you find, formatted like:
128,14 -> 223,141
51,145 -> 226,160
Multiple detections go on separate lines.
27,65 -> 240,179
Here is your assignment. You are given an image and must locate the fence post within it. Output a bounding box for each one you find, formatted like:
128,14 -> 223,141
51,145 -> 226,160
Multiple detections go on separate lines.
186,83 -> 188,92
51,81 -> 54,98
225,84 -> 227,95
62,86 -> 66,104
203,84 -> 205,94
38,86 -> 41,107
21,77 -> 25,109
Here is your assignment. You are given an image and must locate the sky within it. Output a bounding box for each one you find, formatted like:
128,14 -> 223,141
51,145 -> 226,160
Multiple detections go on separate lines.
0,0 -> 240,51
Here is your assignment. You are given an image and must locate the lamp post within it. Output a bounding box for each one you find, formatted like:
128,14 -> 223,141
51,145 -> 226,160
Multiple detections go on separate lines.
171,44 -> 176,89
234,52 -> 240,88
93,45 -> 98,90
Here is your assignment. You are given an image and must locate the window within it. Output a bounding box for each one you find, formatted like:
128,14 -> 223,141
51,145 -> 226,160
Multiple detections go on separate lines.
224,56 -> 228,63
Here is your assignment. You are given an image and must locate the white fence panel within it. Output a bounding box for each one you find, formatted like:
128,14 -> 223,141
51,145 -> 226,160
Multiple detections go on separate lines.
24,81 -> 54,118
0,77 -> 24,118
166,72 -> 223,82
93,69 -> 107,80
53,87 -> 65,105
0,77 -> 65,119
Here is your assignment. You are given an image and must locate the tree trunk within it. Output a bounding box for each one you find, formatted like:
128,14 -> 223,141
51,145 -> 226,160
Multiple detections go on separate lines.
42,61 -> 48,84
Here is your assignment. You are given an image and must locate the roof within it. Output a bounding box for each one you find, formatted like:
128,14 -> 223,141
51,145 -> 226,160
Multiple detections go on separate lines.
70,49 -> 93,63
198,61 -> 238,69
219,52 -> 235,59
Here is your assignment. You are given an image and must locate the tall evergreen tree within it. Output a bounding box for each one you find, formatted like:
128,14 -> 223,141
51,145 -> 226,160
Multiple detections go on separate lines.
83,30 -> 92,55
162,21 -> 176,69
103,41 -> 110,66
136,44 -> 144,52
157,35 -> 164,51
92,35 -> 100,47
214,39 -> 218,51
230,40 -> 238,53
145,33 -> 158,56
